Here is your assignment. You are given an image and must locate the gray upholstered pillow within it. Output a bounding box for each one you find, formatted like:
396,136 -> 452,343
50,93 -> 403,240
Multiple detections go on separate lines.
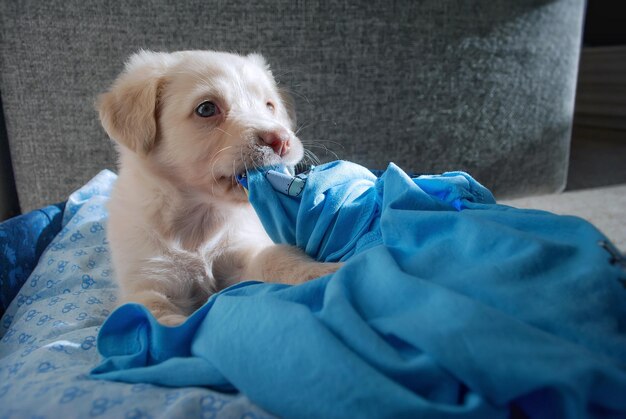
0,0 -> 585,211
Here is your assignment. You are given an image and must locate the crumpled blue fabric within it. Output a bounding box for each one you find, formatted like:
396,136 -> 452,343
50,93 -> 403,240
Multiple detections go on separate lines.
92,161 -> 626,419
0,203 -> 65,316
246,161 -> 496,262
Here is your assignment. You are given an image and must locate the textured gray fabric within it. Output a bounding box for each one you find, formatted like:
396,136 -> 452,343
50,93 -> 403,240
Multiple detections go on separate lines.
0,0 -> 585,211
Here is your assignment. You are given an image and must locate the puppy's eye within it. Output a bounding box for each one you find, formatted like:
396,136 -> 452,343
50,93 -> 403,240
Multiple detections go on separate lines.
266,102 -> 275,112
195,101 -> 220,118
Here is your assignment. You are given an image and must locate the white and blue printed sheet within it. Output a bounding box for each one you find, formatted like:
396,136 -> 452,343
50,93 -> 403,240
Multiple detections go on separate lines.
0,170 -> 273,419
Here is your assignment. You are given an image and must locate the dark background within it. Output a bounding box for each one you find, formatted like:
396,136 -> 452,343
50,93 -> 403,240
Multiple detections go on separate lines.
582,1 -> 626,46
568,1 -> 626,190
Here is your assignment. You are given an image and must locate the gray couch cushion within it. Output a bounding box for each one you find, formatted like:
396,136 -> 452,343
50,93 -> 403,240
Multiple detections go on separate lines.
0,0 -> 584,212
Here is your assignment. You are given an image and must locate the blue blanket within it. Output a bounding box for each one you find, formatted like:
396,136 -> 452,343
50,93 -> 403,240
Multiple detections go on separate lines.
92,161 -> 626,418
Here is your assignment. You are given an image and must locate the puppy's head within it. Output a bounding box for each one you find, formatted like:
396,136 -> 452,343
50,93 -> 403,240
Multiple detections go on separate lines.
98,50 -> 302,201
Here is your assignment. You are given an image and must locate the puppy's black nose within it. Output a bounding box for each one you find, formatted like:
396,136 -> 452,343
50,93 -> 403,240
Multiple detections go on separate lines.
259,129 -> 291,157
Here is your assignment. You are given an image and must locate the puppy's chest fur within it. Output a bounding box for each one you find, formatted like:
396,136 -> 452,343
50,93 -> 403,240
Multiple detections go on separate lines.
164,199 -> 224,251
155,195 -> 268,290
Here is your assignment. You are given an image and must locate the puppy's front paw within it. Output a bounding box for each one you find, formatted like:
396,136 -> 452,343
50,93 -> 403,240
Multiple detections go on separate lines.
157,313 -> 188,326
124,291 -> 189,326
302,262 -> 343,282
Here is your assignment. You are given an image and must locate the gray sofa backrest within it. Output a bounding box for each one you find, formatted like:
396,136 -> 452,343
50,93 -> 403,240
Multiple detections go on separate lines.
0,0 -> 585,214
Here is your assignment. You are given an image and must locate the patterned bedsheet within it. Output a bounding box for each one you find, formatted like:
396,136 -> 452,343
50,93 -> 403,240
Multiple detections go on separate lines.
0,170 -> 273,419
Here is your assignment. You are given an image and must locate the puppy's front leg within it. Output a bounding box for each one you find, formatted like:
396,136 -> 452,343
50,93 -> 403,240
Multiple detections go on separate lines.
119,248 -> 213,326
243,244 -> 342,285
122,287 -> 189,326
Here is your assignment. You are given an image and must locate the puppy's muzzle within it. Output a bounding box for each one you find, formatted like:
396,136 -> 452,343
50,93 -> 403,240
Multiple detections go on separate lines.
258,128 -> 291,157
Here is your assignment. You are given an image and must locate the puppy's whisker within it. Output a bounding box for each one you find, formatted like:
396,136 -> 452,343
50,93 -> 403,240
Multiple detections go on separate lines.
302,143 -> 336,152
241,147 -> 250,175
231,160 -> 236,187
272,69 -> 294,79
250,154 -> 261,172
215,127 -> 232,137
303,149 -> 321,166
309,149 -> 323,165
295,124 -> 308,136
211,145 -> 234,159
301,139 -> 344,149
282,86 -> 311,104
294,122 -> 316,137
302,143 -> 340,161
210,163 -> 220,186
208,146 -> 234,183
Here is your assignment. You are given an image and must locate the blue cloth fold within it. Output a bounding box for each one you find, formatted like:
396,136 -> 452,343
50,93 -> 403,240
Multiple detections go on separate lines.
92,161 -> 626,418
0,203 -> 65,316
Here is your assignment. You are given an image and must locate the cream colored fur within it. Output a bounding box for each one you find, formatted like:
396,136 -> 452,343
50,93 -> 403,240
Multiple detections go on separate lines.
98,50 -> 339,325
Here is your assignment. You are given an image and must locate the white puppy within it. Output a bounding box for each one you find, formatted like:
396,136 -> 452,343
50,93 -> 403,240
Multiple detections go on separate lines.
98,50 -> 339,325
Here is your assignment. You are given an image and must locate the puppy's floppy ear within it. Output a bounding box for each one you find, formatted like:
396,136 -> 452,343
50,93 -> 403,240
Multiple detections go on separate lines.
97,51 -> 172,155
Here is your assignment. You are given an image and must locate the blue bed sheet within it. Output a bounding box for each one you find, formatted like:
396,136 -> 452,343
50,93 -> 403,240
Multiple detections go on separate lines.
0,202 -> 64,316
0,170 -> 273,419
91,161 -> 626,418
